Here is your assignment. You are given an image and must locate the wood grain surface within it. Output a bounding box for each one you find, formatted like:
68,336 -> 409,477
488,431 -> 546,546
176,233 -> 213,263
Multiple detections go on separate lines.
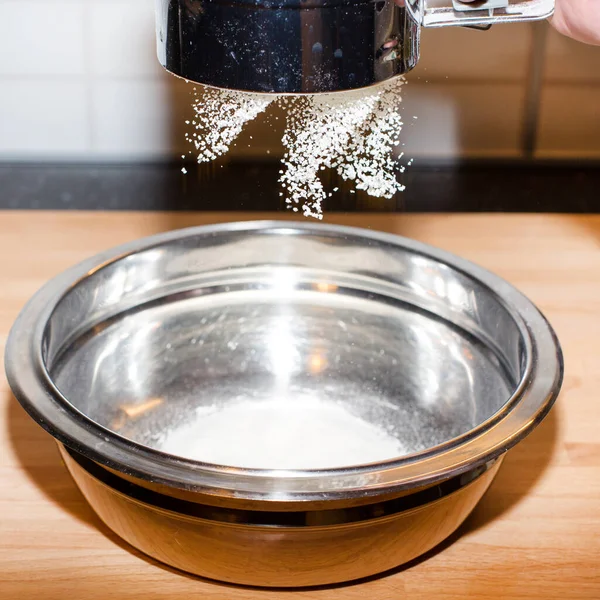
1,212 -> 599,599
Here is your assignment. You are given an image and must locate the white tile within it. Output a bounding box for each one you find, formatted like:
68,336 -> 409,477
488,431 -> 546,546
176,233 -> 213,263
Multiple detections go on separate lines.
544,29 -> 600,83
0,79 -> 88,157
90,78 -> 192,158
90,0 -> 164,78
0,1 -> 85,76
537,85 -> 600,158
89,77 -> 285,160
412,24 -> 531,82
399,83 -> 525,158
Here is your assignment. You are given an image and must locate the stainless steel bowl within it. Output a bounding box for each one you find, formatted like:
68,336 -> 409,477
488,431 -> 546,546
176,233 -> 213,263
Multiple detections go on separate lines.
5,221 -> 563,587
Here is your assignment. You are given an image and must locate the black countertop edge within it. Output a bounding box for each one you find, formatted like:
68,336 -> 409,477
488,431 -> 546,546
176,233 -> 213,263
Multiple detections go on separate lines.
1,159 -> 599,213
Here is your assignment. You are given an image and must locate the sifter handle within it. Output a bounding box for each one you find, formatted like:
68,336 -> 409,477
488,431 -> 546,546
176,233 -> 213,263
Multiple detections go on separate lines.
408,0 -> 555,28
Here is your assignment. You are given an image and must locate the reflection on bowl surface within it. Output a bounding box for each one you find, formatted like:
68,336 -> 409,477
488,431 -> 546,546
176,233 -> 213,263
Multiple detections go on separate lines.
6,222 -> 562,586
53,286 -> 514,470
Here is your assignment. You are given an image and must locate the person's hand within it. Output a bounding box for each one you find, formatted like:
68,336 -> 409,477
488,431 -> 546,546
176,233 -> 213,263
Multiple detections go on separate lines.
551,0 -> 600,45
458,0 -> 600,45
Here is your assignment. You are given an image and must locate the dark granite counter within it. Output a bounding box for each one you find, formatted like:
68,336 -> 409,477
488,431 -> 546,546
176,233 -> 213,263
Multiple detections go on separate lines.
1,160 -> 599,213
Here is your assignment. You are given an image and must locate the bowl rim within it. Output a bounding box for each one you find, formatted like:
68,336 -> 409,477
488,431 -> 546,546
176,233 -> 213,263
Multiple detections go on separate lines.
5,220 -> 563,502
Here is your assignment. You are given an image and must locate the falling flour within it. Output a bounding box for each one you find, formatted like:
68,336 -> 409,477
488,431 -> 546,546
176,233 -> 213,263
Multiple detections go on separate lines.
184,77 -> 408,220
184,86 -> 274,163
280,77 -> 406,219
159,398 -> 404,470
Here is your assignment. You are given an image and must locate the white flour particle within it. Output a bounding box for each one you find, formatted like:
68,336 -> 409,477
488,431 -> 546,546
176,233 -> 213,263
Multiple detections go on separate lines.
184,77 -> 409,220
158,398 -> 404,470
279,77 -> 407,219
185,86 -> 274,163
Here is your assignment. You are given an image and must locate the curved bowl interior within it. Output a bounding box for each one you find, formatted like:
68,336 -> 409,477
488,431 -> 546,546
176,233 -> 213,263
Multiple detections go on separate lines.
44,225 -> 525,471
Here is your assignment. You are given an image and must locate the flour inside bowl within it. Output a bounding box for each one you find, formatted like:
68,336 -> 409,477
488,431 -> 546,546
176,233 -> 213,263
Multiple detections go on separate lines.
158,398 -> 404,470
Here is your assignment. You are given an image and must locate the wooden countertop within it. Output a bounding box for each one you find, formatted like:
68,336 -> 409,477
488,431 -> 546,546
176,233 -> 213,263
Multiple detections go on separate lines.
1,212 -> 599,599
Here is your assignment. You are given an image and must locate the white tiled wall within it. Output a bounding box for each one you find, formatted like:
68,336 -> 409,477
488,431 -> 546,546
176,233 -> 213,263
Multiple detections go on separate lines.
0,1 -> 86,77
400,25 -> 530,159
415,25 -> 532,82
89,1 -> 164,78
537,86 -> 600,158
0,80 -> 88,154
399,83 -> 526,158
0,0 -> 188,161
0,0 -> 598,161
536,29 -> 600,159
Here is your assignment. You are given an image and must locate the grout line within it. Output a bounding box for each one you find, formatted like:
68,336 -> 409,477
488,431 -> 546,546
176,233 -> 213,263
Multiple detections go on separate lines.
521,21 -> 549,158
82,2 -> 95,153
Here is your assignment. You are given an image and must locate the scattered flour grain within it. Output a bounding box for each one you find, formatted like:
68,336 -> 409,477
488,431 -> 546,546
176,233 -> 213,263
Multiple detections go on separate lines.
185,86 -> 274,163
184,77 -> 408,220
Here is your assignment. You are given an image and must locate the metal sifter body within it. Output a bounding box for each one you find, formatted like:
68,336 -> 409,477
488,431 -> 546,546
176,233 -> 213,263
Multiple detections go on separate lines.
155,0 -> 555,94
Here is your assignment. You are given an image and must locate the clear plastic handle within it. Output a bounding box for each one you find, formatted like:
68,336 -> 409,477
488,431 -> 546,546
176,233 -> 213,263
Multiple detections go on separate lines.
407,0 -> 555,28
